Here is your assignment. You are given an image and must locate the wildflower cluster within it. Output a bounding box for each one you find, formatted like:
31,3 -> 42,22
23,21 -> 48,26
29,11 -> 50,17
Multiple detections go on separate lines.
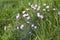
4,2 -> 58,31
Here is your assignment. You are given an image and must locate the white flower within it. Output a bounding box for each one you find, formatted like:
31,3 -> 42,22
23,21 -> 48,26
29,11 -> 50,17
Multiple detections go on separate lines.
16,13 -> 20,19
26,8 -> 30,11
37,13 -> 44,18
37,6 -> 40,11
34,26 -> 37,29
31,24 -> 34,27
4,26 -> 7,31
39,15 -> 44,19
31,24 -> 37,29
37,13 -> 41,17
58,11 -> 60,15
31,4 -> 36,10
17,26 -> 19,29
43,9 -> 46,11
23,14 -> 29,17
43,3 -> 46,6
27,21 -> 30,23
26,16 -> 30,20
33,7 -> 36,10
20,24 -> 24,29
22,11 -> 26,14
29,31 -> 31,34
53,8 -> 56,10
35,4 -> 37,8
31,4 -> 34,8
46,6 -> 49,8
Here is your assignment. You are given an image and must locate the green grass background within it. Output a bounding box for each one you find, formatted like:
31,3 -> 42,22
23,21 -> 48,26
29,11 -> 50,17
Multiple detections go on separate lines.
0,0 -> 60,40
